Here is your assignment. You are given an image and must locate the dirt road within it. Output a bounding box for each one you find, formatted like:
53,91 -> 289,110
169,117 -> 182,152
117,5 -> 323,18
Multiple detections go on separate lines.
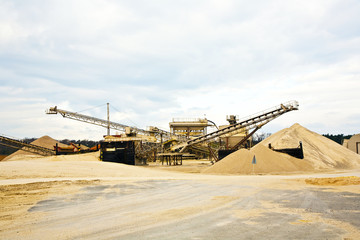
1,170 -> 359,240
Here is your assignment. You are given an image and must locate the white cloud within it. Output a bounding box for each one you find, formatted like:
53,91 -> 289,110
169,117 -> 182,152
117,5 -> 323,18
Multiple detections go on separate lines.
0,0 -> 359,139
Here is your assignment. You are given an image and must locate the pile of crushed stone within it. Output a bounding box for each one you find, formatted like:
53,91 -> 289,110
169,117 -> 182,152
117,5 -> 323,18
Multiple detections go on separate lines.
203,123 -> 360,175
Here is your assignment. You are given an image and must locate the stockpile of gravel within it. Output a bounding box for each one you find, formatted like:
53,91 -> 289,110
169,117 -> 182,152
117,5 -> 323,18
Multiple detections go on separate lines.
203,124 -> 360,175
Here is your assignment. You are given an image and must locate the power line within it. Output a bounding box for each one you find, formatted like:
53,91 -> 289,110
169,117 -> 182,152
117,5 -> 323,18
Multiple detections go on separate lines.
109,104 -> 140,128
76,103 -> 107,113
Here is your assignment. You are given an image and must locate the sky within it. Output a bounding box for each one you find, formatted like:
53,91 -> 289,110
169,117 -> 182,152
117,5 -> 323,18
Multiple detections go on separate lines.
0,0 -> 359,140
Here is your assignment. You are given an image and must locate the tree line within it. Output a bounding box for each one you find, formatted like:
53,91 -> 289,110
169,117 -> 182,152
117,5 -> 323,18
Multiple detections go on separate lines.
253,133 -> 352,145
322,134 -> 352,144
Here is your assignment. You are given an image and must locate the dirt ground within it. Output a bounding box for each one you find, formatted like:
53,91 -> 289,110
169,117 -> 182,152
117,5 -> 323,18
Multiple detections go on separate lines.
1,156 -> 360,240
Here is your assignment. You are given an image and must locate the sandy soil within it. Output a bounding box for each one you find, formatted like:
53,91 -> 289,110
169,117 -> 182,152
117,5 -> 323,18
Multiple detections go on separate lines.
304,176 -> 360,186
1,129 -> 360,239
1,153 -> 360,240
147,159 -> 212,173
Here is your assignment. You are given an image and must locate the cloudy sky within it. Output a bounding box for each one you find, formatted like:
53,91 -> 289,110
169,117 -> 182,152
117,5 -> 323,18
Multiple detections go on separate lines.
0,0 -> 359,140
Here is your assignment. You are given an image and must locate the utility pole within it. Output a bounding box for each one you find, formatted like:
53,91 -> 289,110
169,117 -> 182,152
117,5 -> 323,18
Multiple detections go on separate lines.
107,103 -> 110,136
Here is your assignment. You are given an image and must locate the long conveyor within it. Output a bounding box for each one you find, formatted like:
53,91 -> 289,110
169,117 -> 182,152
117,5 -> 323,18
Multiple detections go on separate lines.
171,100 -> 299,152
46,106 -> 183,142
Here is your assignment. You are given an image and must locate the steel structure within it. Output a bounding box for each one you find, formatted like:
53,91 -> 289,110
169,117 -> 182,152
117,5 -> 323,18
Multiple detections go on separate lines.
46,106 -> 176,141
169,118 -> 211,137
171,101 -> 299,152
0,135 -> 55,156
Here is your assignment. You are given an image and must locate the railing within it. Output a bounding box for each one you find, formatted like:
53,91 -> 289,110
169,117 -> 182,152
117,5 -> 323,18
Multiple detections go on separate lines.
171,118 -> 208,123
236,100 -> 299,124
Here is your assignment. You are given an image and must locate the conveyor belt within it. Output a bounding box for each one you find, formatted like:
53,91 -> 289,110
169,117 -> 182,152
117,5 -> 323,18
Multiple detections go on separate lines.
172,100 -> 299,152
46,106 -> 183,142
0,135 -> 55,156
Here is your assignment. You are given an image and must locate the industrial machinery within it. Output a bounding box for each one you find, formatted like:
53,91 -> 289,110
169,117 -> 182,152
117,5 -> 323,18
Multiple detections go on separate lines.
170,101 -> 299,161
169,118 -> 213,138
0,134 -> 99,157
268,141 -> 304,159
47,100 -> 299,164
47,106 -> 169,140
100,138 -> 136,165
53,142 -> 94,155
46,105 -> 173,164
0,134 -> 55,156
54,144 -> 77,154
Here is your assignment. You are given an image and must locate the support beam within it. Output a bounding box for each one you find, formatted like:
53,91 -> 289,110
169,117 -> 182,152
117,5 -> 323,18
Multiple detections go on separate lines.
231,126 -> 260,150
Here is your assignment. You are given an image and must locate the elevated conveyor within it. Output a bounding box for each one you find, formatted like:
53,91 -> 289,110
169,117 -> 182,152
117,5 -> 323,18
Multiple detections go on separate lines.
171,101 -> 299,152
47,106 -> 151,136
46,106 -> 178,142
0,135 -> 55,156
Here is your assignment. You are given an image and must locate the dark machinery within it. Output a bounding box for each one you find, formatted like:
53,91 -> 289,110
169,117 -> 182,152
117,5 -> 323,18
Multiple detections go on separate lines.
269,141 -> 304,159
100,140 -> 136,165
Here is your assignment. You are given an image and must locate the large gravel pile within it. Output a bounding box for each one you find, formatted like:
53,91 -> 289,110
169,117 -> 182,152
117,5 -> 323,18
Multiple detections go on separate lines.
203,123 -> 360,175
260,123 -> 360,170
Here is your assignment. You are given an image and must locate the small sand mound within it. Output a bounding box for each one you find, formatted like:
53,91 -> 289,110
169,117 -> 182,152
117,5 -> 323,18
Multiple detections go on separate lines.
204,123 -> 360,175
3,136 -> 68,161
305,176 -> 360,186
203,144 -> 312,175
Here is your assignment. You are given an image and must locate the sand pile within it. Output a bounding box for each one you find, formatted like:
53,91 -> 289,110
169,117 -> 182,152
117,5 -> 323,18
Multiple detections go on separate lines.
204,123 -> 360,175
203,143 -> 313,175
260,123 -> 360,170
3,136 -> 68,161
